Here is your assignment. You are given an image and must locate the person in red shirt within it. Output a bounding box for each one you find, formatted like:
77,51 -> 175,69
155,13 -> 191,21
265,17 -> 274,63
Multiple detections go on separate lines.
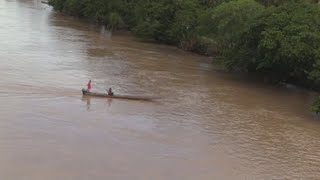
87,80 -> 92,92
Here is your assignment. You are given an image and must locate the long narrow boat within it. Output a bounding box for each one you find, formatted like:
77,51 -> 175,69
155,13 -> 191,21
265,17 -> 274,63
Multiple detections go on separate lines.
82,89 -> 157,101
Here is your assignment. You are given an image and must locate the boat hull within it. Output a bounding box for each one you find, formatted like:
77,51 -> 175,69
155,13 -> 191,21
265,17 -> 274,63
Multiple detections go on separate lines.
82,89 -> 155,101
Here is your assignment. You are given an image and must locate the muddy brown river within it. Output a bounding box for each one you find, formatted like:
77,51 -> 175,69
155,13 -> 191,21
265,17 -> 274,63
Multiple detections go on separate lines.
1,0 -> 320,179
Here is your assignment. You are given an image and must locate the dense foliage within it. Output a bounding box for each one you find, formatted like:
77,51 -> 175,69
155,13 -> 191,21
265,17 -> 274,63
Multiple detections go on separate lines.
312,96 -> 320,113
49,0 -> 320,111
222,2 -> 320,85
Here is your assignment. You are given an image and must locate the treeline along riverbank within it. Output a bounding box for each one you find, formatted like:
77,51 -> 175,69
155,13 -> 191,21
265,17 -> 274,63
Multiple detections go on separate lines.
48,0 -> 320,112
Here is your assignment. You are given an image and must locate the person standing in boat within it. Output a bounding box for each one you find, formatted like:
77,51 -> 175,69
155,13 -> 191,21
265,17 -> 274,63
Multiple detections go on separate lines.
107,88 -> 114,96
87,80 -> 92,92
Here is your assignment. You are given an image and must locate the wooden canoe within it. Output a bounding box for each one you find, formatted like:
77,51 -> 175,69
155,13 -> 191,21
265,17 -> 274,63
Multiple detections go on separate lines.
82,89 -> 157,101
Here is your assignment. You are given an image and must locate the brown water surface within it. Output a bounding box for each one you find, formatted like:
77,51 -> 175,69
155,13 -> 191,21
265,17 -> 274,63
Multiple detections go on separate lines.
0,0 -> 320,179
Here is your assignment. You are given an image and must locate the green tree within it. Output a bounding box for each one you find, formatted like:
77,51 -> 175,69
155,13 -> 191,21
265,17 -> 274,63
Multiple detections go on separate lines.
198,0 -> 264,55
170,0 -> 201,49
312,96 -> 320,113
222,2 -> 320,85
132,0 -> 177,42
256,0 -> 319,6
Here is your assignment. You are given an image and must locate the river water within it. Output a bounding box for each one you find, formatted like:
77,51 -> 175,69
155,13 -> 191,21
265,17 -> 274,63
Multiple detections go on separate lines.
1,0 -> 320,179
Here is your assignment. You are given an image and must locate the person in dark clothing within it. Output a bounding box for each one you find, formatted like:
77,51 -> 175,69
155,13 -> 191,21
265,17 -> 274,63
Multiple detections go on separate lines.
107,88 -> 114,96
